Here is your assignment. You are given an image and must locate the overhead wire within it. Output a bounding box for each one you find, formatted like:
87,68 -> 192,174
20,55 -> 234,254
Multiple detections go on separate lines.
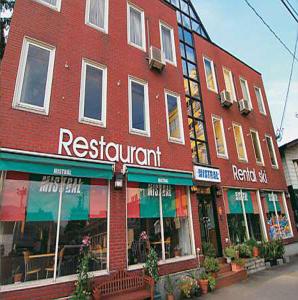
280,0 -> 298,23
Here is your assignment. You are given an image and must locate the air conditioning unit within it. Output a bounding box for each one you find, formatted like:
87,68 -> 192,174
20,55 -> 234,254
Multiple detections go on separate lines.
239,99 -> 251,115
220,90 -> 233,107
149,46 -> 165,71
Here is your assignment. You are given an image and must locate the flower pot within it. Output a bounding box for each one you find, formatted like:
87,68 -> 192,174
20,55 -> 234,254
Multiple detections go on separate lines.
253,247 -> 259,257
198,279 -> 209,294
231,263 -> 244,272
13,273 -> 22,283
166,294 -> 174,300
174,249 -> 181,257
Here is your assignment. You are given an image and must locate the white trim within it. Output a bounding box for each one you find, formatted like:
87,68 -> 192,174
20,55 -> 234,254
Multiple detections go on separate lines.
85,0 -> 109,34
128,76 -> 150,137
159,21 -> 177,67
159,185 -> 166,261
256,190 -> 268,241
33,0 -> 62,11
0,148 -> 115,166
106,180 -> 111,271
223,67 -> 236,102
127,3 -> 146,52
254,86 -> 267,115
265,135 -> 279,169
187,187 -> 196,256
232,123 -> 248,162
79,58 -> 107,128
12,37 -> 56,115
211,115 -> 228,159
250,129 -> 264,166
203,56 -> 218,93
240,77 -> 253,109
164,90 -> 185,145
282,192 -> 294,238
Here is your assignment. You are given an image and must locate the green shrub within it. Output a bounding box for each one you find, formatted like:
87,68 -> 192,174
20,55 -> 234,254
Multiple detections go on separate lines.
233,258 -> 246,267
236,243 -> 252,258
144,248 -> 159,283
259,239 -> 285,261
224,246 -> 237,260
198,271 -> 208,280
245,239 -> 258,249
202,242 -> 216,258
164,275 -> 176,295
202,257 -> 220,274
207,274 -> 216,291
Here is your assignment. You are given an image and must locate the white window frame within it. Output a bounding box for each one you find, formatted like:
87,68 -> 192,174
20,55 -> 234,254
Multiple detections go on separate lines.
126,184 -> 196,270
254,86 -> 267,115
212,115 -> 228,159
232,123 -> 248,162
85,0 -> 109,33
79,59 -> 107,127
127,3 -> 146,51
164,90 -> 185,144
240,77 -> 253,109
203,56 -> 218,93
250,129 -> 264,165
223,67 -> 236,101
265,135 -> 279,168
33,0 -> 62,11
128,76 -> 150,137
12,37 -> 55,116
159,21 -> 177,66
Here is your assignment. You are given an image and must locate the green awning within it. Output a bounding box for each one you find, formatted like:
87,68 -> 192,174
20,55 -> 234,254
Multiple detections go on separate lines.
126,166 -> 193,186
0,152 -> 113,179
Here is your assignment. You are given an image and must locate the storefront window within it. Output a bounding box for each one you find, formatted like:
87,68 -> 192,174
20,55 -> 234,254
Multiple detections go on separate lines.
264,192 -> 292,240
127,183 -> 193,266
225,189 -> 262,244
0,172 -> 108,286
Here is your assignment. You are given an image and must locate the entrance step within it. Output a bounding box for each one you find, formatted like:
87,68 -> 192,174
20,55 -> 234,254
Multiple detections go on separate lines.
216,270 -> 247,289
217,263 -> 232,275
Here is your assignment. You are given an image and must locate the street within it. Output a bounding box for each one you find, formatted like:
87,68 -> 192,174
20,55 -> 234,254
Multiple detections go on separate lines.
205,256 -> 298,300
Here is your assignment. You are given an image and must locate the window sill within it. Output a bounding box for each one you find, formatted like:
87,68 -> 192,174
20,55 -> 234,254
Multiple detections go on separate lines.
168,137 -> 185,145
79,117 -> 106,128
33,0 -> 61,12
165,59 -> 177,68
0,270 -> 109,293
217,154 -> 229,160
86,22 -> 108,34
12,103 -> 49,116
207,88 -> 218,94
128,42 -> 146,52
129,129 -> 150,138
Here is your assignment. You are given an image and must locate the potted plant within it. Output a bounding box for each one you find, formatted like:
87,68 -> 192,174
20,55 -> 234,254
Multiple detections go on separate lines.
198,272 -> 209,295
236,243 -> 252,258
164,275 -> 176,300
207,274 -> 216,292
224,246 -> 237,264
174,246 -> 182,257
231,258 -> 245,272
202,242 -> 216,258
178,275 -> 199,299
246,239 -> 259,257
202,256 -> 220,277
144,248 -> 160,299
12,266 -> 22,284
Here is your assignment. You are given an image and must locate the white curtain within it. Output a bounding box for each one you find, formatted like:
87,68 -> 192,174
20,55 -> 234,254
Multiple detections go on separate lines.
130,7 -> 142,47
89,0 -> 105,29
162,27 -> 173,62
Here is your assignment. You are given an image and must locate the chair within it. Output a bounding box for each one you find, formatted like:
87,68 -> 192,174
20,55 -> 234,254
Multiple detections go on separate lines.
23,251 -> 41,281
45,247 -> 65,278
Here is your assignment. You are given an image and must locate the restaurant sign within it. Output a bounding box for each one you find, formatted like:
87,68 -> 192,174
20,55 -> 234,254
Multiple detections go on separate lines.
58,128 -> 162,167
193,166 -> 221,183
232,165 -> 268,184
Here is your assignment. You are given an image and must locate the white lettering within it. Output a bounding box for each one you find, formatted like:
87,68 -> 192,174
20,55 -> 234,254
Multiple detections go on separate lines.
58,128 -> 73,156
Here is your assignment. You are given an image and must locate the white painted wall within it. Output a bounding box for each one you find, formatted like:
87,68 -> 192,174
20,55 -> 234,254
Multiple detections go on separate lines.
281,144 -> 298,189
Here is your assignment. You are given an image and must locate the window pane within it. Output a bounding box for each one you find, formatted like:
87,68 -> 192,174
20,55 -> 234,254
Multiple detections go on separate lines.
233,125 -> 246,161
189,80 -> 199,98
204,58 -> 216,91
131,81 -> 145,131
240,79 -> 250,102
187,62 -> 198,80
251,131 -> 263,164
161,26 -> 174,62
89,0 -> 105,29
20,44 -> 50,108
84,64 -> 103,121
182,14 -> 191,30
266,137 -> 278,167
130,7 -> 143,47
182,59 -> 188,76
57,178 -> 108,276
197,142 -> 209,164
255,87 -> 266,114
213,118 -> 226,156
43,0 -> 57,5
183,29 -> 193,46
188,118 -> 195,139
223,69 -> 235,100
180,1 -> 189,14
180,42 -> 186,58
185,45 -> 195,62
192,100 -> 202,119
167,94 -> 181,140
191,140 -> 198,163
194,119 -> 206,141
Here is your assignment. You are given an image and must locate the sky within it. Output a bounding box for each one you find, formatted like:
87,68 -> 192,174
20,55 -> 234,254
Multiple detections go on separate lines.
193,0 -> 298,146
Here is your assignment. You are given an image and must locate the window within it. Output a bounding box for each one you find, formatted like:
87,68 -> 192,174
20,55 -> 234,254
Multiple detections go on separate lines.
223,68 -> 236,101
240,78 -> 252,108
203,57 -> 218,93
86,0 -> 108,33
165,91 -> 184,144
266,135 -> 278,168
127,3 -> 146,51
127,183 -> 194,266
160,22 -> 177,66
250,130 -> 264,165
0,172 -> 109,286
13,38 -> 55,115
212,116 -> 228,158
254,87 -> 266,115
233,123 -> 247,161
129,77 -> 150,136
79,59 -> 107,127
34,0 -> 61,11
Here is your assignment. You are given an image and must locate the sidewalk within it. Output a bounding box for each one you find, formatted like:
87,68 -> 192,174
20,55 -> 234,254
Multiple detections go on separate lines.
204,256 -> 298,300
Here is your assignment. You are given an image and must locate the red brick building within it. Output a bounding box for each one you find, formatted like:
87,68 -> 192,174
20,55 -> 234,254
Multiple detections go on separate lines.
0,0 -> 296,299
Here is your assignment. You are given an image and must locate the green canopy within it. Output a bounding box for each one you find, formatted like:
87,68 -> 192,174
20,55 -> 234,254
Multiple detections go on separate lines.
126,166 -> 193,186
0,152 -> 114,179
